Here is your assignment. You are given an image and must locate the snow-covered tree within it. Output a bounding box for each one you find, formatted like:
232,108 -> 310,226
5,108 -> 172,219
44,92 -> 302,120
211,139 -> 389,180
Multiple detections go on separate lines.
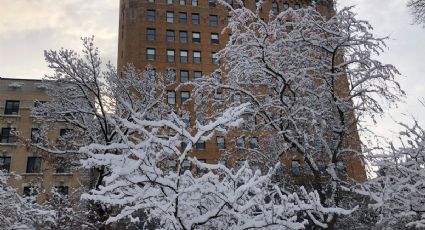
193,3 -> 404,228
408,0 -> 425,26
355,115 -> 425,229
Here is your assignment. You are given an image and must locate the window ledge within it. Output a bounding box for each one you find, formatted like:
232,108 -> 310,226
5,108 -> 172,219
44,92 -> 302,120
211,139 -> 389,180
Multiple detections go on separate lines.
0,114 -> 21,118
53,173 -> 73,176
0,143 -> 17,146
22,173 -> 43,176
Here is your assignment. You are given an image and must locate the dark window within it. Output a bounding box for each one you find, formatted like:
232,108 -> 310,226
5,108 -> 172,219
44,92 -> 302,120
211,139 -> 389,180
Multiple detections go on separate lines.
166,11 -> 174,23
180,70 -> 189,83
182,159 -> 191,172
31,128 -> 41,143
23,186 -> 38,197
54,186 -> 69,196
179,31 -> 188,43
56,165 -> 71,174
272,2 -> 278,12
0,128 -> 15,143
179,12 -> 187,24
59,129 -> 72,137
250,137 -> 258,149
283,3 -> 289,10
210,15 -> 218,26
216,136 -> 225,149
211,33 -> 219,44
195,140 -> 206,149
181,91 -> 190,103
0,157 -> 11,172
294,4 -> 301,10
146,48 -> 156,60
4,100 -> 20,115
180,50 -> 188,63
167,49 -> 175,62
179,0 -> 185,5
147,10 -> 156,21
192,32 -> 201,43
192,0 -> 198,6
26,157 -> 42,174
291,160 -> 301,176
193,51 -> 201,63
166,30 -> 175,42
236,137 -> 245,148
146,28 -> 155,40
192,13 -> 200,24
209,0 -> 216,7
167,91 -> 176,105
194,71 -> 202,80
212,52 -> 219,64
337,161 -> 346,175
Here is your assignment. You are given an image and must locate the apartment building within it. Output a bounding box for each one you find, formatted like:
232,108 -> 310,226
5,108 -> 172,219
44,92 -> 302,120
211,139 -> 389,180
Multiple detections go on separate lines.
117,0 -> 366,182
0,77 -> 83,202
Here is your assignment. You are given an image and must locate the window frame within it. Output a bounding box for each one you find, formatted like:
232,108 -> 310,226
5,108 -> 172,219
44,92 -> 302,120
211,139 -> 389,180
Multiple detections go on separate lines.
0,128 -> 15,143
4,100 -> 20,115
180,50 -> 188,63
147,9 -> 156,21
146,28 -> 156,41
166,30 -> 175,42
26,157 -> 42,174
181,91 -> 190,103
180,70 -> 189,83
166,49 -> 175,62
216,136 -> 225,149
193,51 -> 201,64
0,157 -> 11,172
211,33 -> 219,44
146,48 -> 156,60
191,13 -> 200,24
166,11 -> 174,23
179,31 -> 188,43
210,15 -> 218,26
192,31 -> 201,43
167,91 -> 176,105
179,12 -> 187,24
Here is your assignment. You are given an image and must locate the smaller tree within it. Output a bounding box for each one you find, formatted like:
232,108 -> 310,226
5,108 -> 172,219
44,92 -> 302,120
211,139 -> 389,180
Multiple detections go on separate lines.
408,0 -> 425,26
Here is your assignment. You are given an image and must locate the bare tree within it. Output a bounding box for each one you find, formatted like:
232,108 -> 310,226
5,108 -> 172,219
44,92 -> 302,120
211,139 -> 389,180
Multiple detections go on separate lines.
408,0 -> 425,26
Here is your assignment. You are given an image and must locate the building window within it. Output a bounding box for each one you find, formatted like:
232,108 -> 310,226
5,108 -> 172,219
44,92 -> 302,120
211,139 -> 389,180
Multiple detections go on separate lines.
291,160 -> 301,176
337,160 -> 346,175
166,30 -> 175,42
192,32 -> 201,43
146,28 -> 156,41
181,91 -> 190,103
167,91 -> 176,105
54,186 -> 69,197
168,160 -> 177,171
167,0 -> 173,4
179,0 -> 185,5
195,140 -> 206,149
250,137 -> 258,149
234,93 -> 241,104
166,11 -> 174,23
272,2 -> 278,12
283,3 -> 289,10
209,0 -> 217,7
59,128 -> 72,137
23,186 -> 38,197
179,12 -> 187,24
146,48 -> 156,60
193,51 -> 201,63
180,50 -> 188,63
192,13 -> 200,24
147,9 -> 156,21
210,15 -> 218,26
26,157 -> 42,174
194,71 -> 202,80
167,69 -> 176,82
192,0 -> 198,6
179,31 -> 188,43
294,4 -> 301,10
216,136 -> 225,149
167,49 -> 175,62
180,70 -> 189,83
212,52 -> 219,64
226,0 -> 233,6
4,100 -> 20,115
182,159 -> 191,172
56,165 -> 71,174
211,33 -> 219,44
0,128 -> 15,143
147,0 -> 155,3
31,128 -> 41,143
236,137 -> 245,148
0,157 -> 11,172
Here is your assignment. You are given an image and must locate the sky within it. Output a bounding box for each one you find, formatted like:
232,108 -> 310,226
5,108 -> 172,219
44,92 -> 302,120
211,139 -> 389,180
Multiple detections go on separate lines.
0,0 -> 424,143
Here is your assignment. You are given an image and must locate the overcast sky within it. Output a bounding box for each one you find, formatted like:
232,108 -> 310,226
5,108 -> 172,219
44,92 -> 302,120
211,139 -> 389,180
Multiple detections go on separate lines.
0,0 -> 424,142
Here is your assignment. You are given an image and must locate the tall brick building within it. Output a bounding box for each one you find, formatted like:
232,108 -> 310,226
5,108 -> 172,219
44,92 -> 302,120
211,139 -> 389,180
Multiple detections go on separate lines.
117,0 -> 366,182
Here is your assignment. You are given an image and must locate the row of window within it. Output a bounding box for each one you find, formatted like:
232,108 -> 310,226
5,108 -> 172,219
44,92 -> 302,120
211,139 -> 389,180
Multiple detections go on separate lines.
0,156 -> 71,174
146,0 -> 219,6
23,185 -> 69,198
146,48 -> 219,64
0,127 -> 71,144
146,10 -> 219,26
291,160 -> 346,176
2,100 -> 47,116
147,29 -> 220,44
